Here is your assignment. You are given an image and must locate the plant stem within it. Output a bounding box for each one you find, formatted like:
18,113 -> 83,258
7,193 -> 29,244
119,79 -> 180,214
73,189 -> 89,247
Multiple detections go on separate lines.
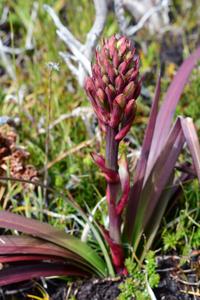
105,126 -> 121,244
44,68 -> 52,207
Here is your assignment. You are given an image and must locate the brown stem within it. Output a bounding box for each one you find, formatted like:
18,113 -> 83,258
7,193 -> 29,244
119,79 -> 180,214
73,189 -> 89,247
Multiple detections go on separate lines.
105,126 -> 121,244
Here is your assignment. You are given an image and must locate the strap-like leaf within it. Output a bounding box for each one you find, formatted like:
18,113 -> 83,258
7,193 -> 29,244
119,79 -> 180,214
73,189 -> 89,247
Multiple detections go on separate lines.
0,263 -> 87,286
130,118 -> 185,248
0,255 -> 65,263
0,176 -> 113,276
0,211 -> 107,277
123,76 -> 160,241
147,47 -> 200,176
0,235 -> 88,266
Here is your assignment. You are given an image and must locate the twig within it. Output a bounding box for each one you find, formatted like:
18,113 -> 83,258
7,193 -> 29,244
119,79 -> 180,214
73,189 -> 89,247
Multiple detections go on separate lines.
56,32 -> 91,74
114,0 -> 129,34
44,0 -> 107,86
0,38 -> 16,80
0,6 -> 9,25
83,0 -> 107,60
25,2 -> 39,50
171,274 -> 200,287
115,0 -> 170,36
127,0 -> 169,36
0,45 -> 24,55
180,290 -> 200,297
59,52 -> 79,77
43,4 -> 82,49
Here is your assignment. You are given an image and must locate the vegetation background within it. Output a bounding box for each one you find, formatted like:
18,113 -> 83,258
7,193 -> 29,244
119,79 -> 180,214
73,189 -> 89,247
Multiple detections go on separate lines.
0,0 -> 199,297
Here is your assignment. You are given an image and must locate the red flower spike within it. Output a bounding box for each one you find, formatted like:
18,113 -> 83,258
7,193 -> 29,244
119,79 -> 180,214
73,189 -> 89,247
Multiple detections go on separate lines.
84,36 -> 142,274
84,35 -> 140,137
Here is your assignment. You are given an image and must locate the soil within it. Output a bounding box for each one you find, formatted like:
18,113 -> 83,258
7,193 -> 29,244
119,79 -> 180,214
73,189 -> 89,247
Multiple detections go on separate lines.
1,254 -> 199,300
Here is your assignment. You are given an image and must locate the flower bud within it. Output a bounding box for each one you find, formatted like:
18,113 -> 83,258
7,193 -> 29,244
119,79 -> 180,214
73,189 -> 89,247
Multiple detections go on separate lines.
124,99 -> 136,120
97,88 -> 106,103
115,75 -> 125,93
115,94 -> 126,109
109,100 -> 123,128
84,35 -> 141,136
123,81 -> 136,101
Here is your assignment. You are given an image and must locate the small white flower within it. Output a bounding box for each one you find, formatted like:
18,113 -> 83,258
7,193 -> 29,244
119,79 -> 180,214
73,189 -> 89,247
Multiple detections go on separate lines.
46,61 -> 60,72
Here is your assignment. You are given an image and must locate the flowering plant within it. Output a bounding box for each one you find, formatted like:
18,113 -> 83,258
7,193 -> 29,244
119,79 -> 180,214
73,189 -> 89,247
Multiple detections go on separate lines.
0,36 -> 199,285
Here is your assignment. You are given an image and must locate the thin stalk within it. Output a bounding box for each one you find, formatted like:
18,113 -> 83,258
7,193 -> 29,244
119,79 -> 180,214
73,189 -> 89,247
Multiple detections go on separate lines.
44,68 -> 53,205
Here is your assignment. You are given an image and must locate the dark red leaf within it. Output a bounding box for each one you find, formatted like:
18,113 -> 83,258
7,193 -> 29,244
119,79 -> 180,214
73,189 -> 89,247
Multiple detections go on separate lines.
147,47 -> 200,174
0,263 -> 88,286
124,76 -> 160,241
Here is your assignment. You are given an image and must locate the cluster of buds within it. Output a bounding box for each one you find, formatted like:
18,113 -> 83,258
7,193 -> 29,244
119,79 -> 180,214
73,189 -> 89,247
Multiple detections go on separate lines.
85,35 -> 141,141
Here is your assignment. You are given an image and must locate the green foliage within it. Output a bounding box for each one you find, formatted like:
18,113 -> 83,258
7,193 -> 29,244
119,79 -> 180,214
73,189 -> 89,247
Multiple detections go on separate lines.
162,179 -> 200,254
162,210 -> 200,254
118,252 -> 159,300
145,251 -> 160,288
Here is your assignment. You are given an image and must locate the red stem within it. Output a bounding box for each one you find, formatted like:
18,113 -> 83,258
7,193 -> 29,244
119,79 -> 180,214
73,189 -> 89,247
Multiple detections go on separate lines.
105,126 -> 121,244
